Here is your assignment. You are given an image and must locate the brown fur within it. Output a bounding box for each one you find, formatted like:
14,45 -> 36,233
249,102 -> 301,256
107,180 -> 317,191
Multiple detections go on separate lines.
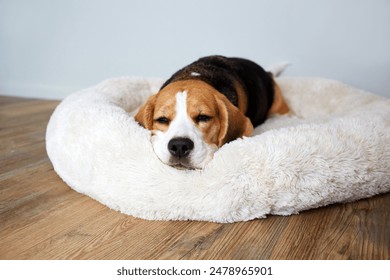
268,81 -> 290,116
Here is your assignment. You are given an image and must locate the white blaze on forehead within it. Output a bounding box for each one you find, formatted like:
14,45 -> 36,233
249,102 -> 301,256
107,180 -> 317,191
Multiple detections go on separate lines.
175,91 -> 189,125
169,91 -> 194,137
191,72 -> 201,77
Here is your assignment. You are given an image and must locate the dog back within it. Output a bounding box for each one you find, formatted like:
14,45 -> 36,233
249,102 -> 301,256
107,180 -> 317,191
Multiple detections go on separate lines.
160,55 -> 275,127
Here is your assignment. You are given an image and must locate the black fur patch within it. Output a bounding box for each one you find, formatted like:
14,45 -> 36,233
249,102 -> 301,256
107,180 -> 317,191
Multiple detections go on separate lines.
160,55 -> 275,127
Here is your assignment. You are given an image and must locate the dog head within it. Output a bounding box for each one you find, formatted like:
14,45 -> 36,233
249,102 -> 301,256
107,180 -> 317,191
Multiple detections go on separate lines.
135,80 -> 253,169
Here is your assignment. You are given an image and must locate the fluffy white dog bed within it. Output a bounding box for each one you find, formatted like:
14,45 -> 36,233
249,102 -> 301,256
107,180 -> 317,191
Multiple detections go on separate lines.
46,77 -> 390,222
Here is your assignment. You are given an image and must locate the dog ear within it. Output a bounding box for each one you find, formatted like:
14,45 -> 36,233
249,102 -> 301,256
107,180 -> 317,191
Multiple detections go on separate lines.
134,94 -> 157,130
216,95 -> 253,147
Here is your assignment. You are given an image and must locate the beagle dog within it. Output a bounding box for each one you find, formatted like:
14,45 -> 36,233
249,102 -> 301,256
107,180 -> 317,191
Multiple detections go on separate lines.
135,55 -> 289,169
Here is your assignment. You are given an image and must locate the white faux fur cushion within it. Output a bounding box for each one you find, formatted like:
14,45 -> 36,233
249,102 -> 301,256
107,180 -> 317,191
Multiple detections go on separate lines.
46,77 -> 390,222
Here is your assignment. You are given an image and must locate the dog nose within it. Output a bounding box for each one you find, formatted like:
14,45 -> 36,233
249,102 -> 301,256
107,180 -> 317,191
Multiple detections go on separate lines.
168,137 -> 194,158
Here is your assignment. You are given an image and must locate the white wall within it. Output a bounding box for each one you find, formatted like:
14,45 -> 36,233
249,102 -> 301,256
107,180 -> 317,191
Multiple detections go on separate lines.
1,0 -> 389,99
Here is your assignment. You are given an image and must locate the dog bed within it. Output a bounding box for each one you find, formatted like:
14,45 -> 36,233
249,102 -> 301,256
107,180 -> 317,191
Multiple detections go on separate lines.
46,77 -> 390,222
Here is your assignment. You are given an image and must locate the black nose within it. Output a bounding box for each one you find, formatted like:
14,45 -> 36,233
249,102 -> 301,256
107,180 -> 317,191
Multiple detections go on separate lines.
168,137 -> 194,158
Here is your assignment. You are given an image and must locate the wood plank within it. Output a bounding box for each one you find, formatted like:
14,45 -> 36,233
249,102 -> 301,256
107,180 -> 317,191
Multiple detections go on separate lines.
269,195 -> 390,259
0,95 -> 388,260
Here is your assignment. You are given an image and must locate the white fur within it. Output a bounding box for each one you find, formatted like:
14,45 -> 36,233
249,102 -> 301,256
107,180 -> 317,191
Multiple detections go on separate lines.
46,77 -> 390,223
266,62 -> 290,77
151,91 -> 216,168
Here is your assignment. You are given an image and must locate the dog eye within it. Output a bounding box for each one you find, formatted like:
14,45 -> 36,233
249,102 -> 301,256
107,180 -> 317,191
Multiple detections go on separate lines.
196,114 -> 212,123
155,117 -> 170,124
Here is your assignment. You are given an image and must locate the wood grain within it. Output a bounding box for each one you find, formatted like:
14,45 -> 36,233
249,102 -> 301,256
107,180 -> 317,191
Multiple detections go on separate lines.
0,95 -> 389,260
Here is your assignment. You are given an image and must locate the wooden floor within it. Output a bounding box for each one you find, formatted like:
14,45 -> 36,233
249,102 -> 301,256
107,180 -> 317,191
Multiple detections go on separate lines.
0,95 -> 389,260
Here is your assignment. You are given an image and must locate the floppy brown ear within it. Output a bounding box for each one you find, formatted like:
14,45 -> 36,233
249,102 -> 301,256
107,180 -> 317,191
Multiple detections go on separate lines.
134,94 -> 157,130
216,95 -> 253,147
